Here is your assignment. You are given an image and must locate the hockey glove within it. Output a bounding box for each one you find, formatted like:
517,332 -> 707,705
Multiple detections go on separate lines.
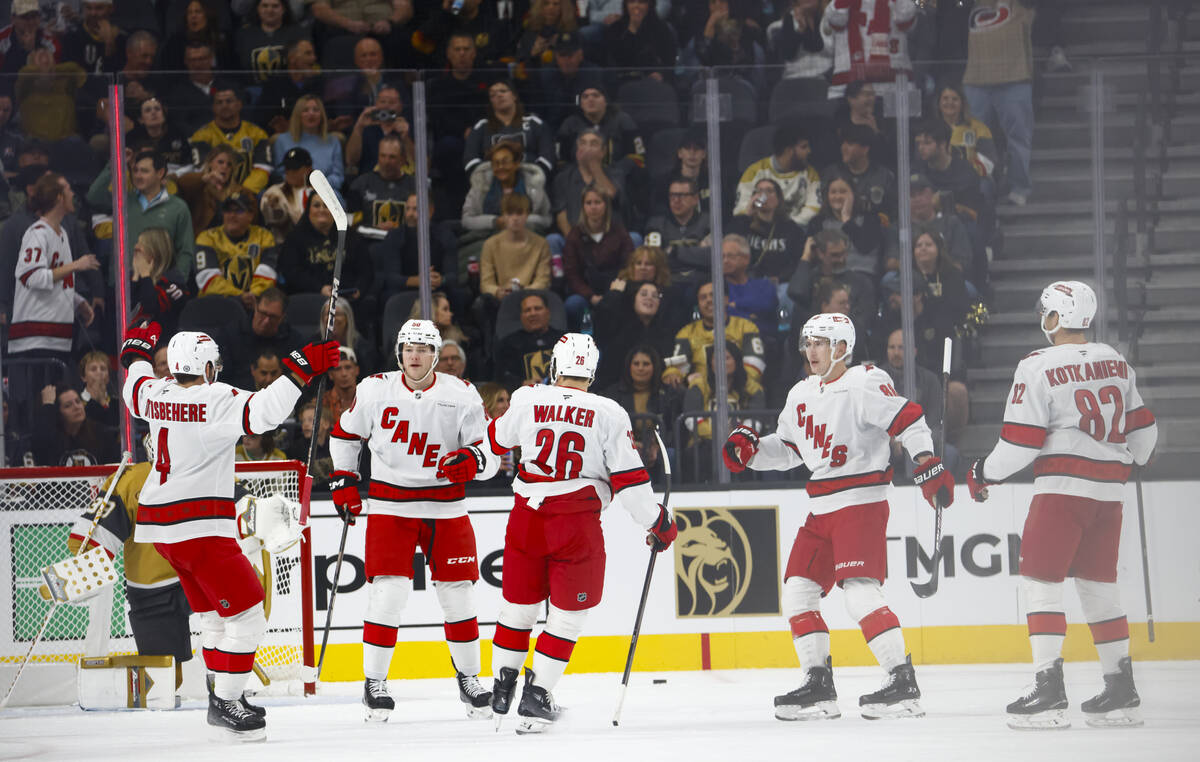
913,456 -> 955,509
966,459 -> 993,503
722,425 -> 760,473
646,505 -> 678,552
328,470 -> 363,525
119,321 -> 160,368
283,340 -> 340,386
439,445 -> 484,483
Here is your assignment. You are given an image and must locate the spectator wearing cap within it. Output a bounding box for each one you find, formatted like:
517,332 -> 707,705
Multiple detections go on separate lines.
279,192 -> 373,319
189,82 -> 273,194
821,123 -> 896,223
515,0 -> 579,71
908,172 -> 975,282
649,127 -> 711,216
348,134 -> 416,230
532,31 -> 603,133
601,0 -> 678,86
733,122 -> 821,228
194,189 -> 280,311
550,127 -> 633,249
345,83 -> 413,177
555,83 -> 644,173
464,79 -> 554,178
87,148 -> 196,277
0,0 -> 59,77
272,94 -> 345,191
645,176 -> 711,287
60,0 -> 128,75
321,345 -> 359,423
260,146 -> 313,240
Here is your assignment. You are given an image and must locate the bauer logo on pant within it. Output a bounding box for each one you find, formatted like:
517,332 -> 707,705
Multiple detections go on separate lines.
674,506 -> 780,618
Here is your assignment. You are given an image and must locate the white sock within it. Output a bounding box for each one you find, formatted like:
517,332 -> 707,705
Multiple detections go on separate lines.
530,606 -> 587,692
436,581 -> 481,676
363,576 -> 411,681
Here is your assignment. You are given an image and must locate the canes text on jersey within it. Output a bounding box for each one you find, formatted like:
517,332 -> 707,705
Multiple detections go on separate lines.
380,408 -> 441,466
795,402 -> 848,466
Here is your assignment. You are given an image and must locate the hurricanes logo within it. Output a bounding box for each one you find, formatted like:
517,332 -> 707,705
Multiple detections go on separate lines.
674,508 -> 753,616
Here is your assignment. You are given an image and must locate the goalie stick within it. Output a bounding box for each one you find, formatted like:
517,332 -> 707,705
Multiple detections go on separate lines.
306,170 -> 350,683
1,452 -> 133,709
613,426 -> 672,727
911,338 -> 952,598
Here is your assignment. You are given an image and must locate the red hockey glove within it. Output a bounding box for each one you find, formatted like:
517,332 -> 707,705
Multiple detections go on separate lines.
647,505 -> 678,552
283,340 -> 340,386
966,459 -> 993,503
439,445 -> 483,483
722,425 -> 760,473
120,321 -> 160,368
913,456 -> 955,509
328,470 -> 363,525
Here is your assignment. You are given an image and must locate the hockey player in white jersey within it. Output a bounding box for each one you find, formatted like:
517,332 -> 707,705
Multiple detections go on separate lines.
967,281 -> 1158,730
121,321 -> 338,741
722,313 -> 955,721
328,319 -> 500,722
485,333 -> 678,733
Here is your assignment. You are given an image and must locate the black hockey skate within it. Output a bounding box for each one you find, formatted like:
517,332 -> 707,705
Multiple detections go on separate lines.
859,655 -> 924,719
1007,658 -> 1070,730
457,671 -> 493,719
1081,657 -> 1143,728
515,669 -> 561,735
774,657 -> 840,721
363,678 -> 395,722
207,673 -> 265,717
491,667 -> 520,730
207,693 -> 266,742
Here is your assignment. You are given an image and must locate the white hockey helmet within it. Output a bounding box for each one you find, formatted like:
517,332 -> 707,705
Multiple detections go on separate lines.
167,331 -> 222,381
394,318 -> 443,360
550,333 -> 599,383
801,312 -> 856,366
1038,280 -> 1096,344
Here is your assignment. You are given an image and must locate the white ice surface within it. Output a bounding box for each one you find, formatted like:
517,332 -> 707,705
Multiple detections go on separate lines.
2,662 -> 1198,761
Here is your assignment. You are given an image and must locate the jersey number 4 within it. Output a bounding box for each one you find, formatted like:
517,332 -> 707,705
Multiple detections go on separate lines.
154,429 -> 172,484
1075,385 -> 1126,443
532,429 -> 585,480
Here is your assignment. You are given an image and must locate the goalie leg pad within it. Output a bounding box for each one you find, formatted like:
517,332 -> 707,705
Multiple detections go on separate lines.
78,655 -> 177,710
212,604 -> 266,701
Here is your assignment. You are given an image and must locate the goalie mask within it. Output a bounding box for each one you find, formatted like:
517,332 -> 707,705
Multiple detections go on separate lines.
801,313 -> 855,379
1038,280 -> 1096,344
167,331 -> 222,382
550,333 -> 599,383
395,319 -> 442,385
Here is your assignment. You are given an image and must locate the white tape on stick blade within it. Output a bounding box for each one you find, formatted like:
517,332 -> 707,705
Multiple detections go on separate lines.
309,170 -> 347,231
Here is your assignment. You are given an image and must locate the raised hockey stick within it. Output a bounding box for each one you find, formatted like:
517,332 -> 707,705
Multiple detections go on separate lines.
2,452 -> 132,710
306,170 -> 350,683
911,338 -> 952,599
1133,468 -> 1155,642
613,426 -> 672,727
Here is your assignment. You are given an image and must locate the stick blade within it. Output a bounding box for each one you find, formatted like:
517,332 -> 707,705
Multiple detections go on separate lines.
309,170 -> 347,231
910,577 -> 939,598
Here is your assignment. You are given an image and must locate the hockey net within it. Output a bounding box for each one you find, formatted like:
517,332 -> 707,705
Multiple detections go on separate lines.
0,460 -> 315,706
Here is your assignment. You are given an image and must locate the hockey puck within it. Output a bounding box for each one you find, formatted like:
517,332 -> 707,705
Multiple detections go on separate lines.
652,678 -> 667,684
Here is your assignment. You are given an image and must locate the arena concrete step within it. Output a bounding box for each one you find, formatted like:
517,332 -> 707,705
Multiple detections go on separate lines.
978,326 -> 1200,366
969,362 -> 1200,390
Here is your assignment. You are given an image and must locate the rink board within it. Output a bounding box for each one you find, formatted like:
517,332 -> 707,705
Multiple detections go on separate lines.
307,481 -> 1200,681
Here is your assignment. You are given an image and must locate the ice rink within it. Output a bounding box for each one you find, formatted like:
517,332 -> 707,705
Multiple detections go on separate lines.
2,661 -> 1197,761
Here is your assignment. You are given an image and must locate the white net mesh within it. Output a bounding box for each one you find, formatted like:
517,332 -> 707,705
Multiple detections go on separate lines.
0,461 -> 312,700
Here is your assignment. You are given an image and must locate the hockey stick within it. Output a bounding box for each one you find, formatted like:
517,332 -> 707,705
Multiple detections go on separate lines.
1133,468 -> 1155,642
2,452 -> 132,710
306,170 -> 350,684
911,338 -> 952,599
613,425 -> 672,727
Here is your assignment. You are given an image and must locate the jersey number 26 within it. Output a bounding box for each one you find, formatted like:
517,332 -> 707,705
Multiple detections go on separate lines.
532,429 -> 586,480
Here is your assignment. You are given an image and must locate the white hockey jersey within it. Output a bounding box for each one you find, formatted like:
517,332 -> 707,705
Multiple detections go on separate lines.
10,220 -> 85,354
980,342 -> 1157,501
122,360 -> 303,543
329,371 -> 499,519
750,364 -> 934,514
487,383 -> 660,528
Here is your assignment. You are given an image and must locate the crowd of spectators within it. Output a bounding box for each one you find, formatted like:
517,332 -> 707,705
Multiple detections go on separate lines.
0,0 -> 1047,478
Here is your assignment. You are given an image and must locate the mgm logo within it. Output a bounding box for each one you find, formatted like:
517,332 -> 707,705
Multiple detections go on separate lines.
674,506 -> 780,618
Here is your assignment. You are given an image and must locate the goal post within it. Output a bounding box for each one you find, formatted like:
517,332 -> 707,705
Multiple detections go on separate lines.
0,460 -> 316,707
